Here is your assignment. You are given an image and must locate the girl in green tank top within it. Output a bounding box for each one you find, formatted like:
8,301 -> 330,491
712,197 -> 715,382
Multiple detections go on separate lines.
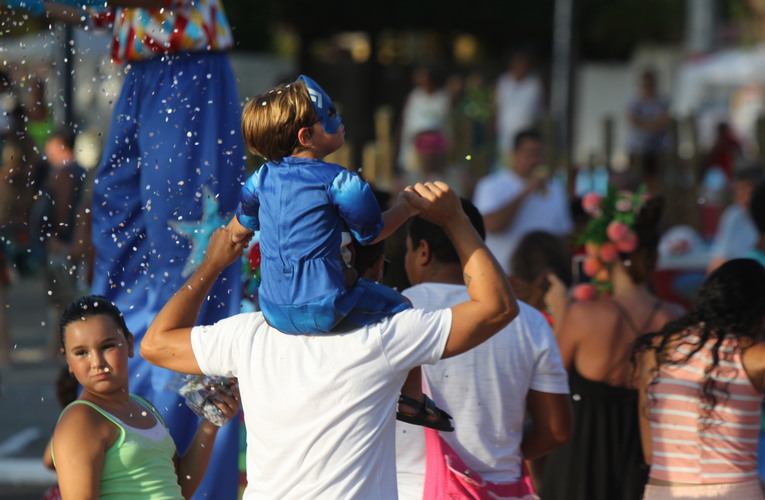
50,295 -> 241,499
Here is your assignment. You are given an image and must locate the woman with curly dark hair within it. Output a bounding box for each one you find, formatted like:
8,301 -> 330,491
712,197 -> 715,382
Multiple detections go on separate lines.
634,258 -> 765,500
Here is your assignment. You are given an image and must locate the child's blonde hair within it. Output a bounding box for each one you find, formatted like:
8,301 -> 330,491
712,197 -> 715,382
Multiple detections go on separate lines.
241,80 -> 318,162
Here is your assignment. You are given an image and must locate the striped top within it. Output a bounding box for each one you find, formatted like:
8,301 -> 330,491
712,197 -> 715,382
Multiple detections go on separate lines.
90,0 -> 233,64
647,334 -> 763,484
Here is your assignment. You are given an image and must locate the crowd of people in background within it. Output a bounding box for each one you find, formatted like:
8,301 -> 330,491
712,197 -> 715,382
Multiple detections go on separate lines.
3,4 -> 765,495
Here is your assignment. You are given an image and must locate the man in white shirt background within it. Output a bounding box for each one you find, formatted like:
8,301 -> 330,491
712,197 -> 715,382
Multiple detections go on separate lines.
473,129 -> 574,274
395,198 -> 572,499
707,163 -> 763,273
495,50 -> 544,161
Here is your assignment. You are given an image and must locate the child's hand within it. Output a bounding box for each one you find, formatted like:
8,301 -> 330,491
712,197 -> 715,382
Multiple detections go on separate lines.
227,217 -> 255,244
403,182 -> 461,228
396,189 -> 421,217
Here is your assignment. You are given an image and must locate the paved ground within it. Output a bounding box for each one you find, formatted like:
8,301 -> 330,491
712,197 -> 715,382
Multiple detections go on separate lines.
0,274 -> 64,499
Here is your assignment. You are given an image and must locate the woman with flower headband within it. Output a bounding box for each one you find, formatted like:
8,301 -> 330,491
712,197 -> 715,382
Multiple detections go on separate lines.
541,187 -> 684,500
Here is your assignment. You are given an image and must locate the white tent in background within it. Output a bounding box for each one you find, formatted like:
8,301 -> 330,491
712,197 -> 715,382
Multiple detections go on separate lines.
672,44 -> 765,150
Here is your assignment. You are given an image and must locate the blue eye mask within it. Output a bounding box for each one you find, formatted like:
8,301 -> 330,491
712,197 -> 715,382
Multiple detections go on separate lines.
298,75 -> 342,134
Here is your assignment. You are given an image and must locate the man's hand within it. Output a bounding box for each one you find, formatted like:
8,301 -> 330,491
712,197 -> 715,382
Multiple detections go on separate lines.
203,226 -> 250,273
142,227 -> 247,375
402,181 -> 464,228
526,174 -> 546,193
395,189 -> 421,218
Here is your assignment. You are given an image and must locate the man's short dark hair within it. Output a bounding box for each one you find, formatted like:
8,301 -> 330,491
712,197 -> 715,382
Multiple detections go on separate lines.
513,129 -> 542,151
734,162 -> 765,184
353,239 -> 385,276
407,198 -> 485,264
750,180 -> 765,234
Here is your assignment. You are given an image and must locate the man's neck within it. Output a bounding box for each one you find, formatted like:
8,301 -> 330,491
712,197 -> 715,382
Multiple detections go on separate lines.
417,262 -> 464,286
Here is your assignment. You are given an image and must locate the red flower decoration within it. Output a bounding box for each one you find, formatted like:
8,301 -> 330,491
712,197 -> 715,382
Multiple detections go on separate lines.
247,242 -> 262,271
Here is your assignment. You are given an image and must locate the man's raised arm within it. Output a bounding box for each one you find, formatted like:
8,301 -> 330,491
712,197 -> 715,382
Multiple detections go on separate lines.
140,225 -> 249,374
404,182 -> 519,358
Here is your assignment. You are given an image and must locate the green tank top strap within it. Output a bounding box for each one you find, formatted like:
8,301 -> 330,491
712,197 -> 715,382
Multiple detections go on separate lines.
62,400 -> 123,427
130,394 -> 167,428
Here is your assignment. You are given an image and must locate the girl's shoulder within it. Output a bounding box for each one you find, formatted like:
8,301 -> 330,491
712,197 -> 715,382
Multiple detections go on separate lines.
741,341 -> 765,393
657,300 -> 685,323
52,400 -> 121,470
56,400 -> 119,437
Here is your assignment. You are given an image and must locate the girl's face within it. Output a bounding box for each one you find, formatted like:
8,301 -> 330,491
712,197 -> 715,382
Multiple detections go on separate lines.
63,315 -> 133,395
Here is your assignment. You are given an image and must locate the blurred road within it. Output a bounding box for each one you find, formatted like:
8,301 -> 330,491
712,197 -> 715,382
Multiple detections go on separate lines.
0,274 -> 63,500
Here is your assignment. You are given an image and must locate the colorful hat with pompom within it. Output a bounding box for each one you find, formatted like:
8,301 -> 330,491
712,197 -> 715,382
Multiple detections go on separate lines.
573,184 -> 650,299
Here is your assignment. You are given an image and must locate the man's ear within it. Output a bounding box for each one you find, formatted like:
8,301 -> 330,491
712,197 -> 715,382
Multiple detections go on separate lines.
296,126 -> 314,148
416,239 -> 434,266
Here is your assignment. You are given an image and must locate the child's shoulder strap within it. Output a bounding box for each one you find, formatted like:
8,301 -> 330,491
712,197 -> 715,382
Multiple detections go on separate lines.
130,394 -> 167,427
61,400 -> 122,427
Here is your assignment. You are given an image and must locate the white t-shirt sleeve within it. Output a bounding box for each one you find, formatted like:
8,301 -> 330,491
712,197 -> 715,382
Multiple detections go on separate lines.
526,309 -> 569,394
473,173 -> 522,215
380,308 -> 452,372
710,206 -> 756,260
190,312 -> 265,378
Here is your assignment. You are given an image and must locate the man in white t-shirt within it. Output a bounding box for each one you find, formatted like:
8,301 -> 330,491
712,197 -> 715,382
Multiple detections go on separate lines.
474,129 -> 573,274
495,51 -> 543,158
395,199 -> 572,499
707,164 -> 763,273
141,182 -> 519,500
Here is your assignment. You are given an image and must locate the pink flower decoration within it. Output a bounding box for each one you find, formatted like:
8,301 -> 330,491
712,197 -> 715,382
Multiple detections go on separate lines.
599,242 -> 619,263
606,221 -> 629,242
581,193 -> 603,217
615,232 -> 638,253
582,256 -> 603,277
572,283 -> 597,301
595,268 -> 610,283
615,198 -> 632,212
248,242 -> 262,270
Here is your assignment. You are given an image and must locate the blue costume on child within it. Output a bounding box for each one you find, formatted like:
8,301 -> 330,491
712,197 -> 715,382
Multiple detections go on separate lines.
236,76 -> 409,335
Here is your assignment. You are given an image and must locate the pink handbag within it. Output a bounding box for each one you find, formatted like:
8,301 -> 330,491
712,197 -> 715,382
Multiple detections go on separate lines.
422,428 -> 538,500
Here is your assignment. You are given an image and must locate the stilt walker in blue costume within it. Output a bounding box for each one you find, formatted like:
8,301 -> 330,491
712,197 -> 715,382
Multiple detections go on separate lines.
3,1 -> 247,498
